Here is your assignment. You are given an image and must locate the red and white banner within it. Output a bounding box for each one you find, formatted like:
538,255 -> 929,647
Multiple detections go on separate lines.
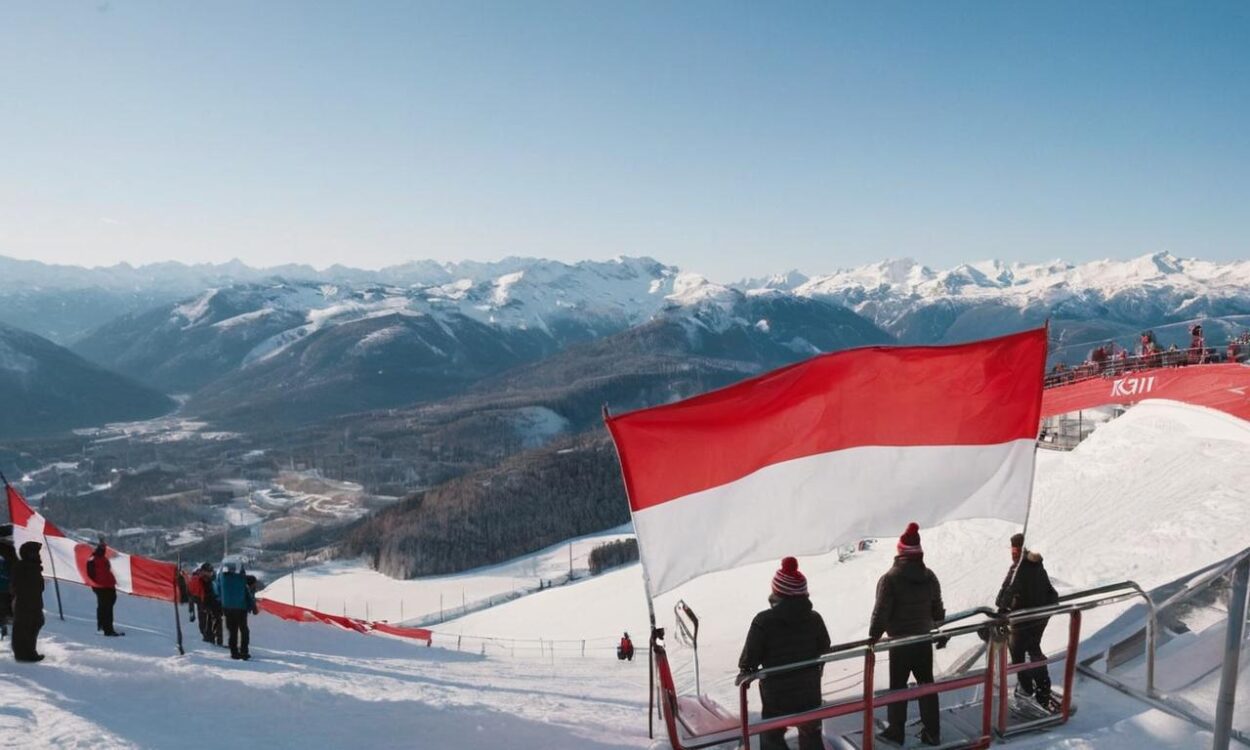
258,598 -> 434,643
606,329 -> 1048,596
1041,363 -> 1250,421
7,485 -> 177,601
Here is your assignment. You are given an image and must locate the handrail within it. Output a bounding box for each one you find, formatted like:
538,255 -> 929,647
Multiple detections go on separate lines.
730,581 -> 1152,750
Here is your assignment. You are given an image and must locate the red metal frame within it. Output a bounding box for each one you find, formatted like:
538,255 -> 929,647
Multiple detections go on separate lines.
657,585 -> 1142,750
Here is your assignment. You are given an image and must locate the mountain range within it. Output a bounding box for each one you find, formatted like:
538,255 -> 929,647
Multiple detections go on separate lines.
3,251 -> 1250,436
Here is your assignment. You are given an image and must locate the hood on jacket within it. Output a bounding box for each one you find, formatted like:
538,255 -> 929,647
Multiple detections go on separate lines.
892,555 -> 930,582
1022,550 -> 1044,564
771,594 -> 814,623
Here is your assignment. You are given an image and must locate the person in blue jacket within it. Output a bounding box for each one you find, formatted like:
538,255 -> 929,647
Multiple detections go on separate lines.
214,557 -> 258,660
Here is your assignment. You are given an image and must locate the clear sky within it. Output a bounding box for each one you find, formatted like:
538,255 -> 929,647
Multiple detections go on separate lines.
1,1 -> 1246,281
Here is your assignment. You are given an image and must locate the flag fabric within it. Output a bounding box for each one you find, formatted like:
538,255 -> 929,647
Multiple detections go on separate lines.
606,328 -> 1048,597
7,484 -> 176,601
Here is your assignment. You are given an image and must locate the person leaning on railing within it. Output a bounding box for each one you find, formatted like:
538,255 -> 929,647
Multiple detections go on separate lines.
868,522 -> 946,747
995,533 -> 1060,711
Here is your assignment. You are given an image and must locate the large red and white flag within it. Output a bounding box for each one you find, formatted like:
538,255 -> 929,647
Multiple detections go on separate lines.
606,328 -> 1047,597
6,484 -> 176,601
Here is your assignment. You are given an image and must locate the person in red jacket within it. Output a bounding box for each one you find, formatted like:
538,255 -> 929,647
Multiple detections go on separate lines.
87,542 -> 123,636
617,632 -> 634,661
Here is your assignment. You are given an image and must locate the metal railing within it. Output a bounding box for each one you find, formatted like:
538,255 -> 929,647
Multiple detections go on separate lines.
652,581 -> 1150,750
1044,345 -> 1244,389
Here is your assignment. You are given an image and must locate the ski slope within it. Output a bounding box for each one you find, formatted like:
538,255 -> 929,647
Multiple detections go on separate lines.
4,400 -> 1250,748
261,527 -> 634,625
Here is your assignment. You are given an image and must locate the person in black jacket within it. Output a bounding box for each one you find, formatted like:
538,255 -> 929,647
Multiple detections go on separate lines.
0,540 -> 46,662
738,557 -> 831,750
869,523 -> 945,746
996,533 -> 1059,708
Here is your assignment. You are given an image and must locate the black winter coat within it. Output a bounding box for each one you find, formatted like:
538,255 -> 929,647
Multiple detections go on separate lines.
995,551 -> 1058,613
0,542 -> 44,618
869,556 -> 945,640
738,596 -> 832,717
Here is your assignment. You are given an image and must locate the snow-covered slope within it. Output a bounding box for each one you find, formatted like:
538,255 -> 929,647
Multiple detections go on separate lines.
261,528 -> 635,624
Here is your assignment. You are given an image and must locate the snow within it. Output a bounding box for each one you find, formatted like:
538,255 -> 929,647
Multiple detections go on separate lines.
210,307 -> 274,329
261,528 -> 634,625
512,406 -> 570,447
172,289 -> 218,328
7,401 -> 1249,748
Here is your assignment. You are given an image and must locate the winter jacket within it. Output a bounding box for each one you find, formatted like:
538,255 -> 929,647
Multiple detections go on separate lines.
187,573 -> 206,600
738,596 -> 832,717
1,542 -> 45,617
214,570 -> 256,612
0,554 -> 9,593
87,550 -> 118,589
995,551 -> 1058,614
869,556 -> 945,640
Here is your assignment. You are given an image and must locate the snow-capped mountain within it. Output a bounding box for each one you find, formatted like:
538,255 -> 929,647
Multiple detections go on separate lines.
0,324 -> 174,438
749,252 -> 1250,356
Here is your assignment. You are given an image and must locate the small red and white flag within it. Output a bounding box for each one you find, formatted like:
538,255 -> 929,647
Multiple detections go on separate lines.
7,484 -> 176,601
606,328 -> 1047,597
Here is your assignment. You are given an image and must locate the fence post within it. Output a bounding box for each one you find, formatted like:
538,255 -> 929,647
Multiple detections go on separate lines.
862,648 -> 876,750
1213,557 -> 1250,750
582,639 -> 586,657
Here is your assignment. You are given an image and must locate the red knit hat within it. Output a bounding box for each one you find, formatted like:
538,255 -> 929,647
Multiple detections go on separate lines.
771,557 -> 809,597
897,522 -> 923,557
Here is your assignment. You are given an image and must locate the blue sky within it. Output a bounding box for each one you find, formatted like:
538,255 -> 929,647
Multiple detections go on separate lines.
1,1 -> 1246,280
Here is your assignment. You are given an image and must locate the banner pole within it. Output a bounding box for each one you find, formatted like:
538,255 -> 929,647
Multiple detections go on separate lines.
604,404 -> 661,740
43,530 -> 65,621
173,554 -> 185,655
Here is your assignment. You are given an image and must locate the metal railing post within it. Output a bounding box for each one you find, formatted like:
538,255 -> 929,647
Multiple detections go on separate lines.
982,640 -> 996,744
863,649 -> 876,750
997,634 -> 1010,735
1061,611 -> 1081,721
1213,557 -> 1250,750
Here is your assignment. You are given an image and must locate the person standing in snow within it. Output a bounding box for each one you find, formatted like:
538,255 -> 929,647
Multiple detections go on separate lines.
214,558 -> 257,660
194,563 -> 223,645
995,533 -> 1059,710
869,522 -> 945,747
738,557 -> 831,750
87,541 -> 123,636
0,540 -> 46,662
617,632 -> 634,661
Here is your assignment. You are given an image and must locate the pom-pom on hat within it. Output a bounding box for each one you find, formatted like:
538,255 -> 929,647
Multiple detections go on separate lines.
771,556 -> 809,597
897,522 -> 923,557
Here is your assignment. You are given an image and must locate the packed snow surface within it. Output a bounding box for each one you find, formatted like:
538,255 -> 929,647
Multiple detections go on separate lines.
5,401 -> 1249,748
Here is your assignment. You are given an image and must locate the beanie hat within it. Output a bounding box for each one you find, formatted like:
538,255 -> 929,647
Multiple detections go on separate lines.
897,522 -> 923,557
1010,533 -> 1025,549
771,557 -> 809,598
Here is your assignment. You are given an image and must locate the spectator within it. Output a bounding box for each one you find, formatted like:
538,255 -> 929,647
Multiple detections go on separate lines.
738,557 -> 831,750
870,523 -> 945,747
87,542 -> 123,636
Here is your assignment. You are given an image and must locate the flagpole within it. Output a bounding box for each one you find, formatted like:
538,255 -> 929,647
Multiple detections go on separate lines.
603,404 -> 661,740
3,471 -> 65,621
1023,321 -> 1051,541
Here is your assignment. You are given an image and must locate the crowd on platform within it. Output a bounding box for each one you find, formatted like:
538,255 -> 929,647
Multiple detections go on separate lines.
1046,325 -> 1250,388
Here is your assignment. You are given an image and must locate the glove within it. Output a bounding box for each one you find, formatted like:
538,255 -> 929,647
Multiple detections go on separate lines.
934,635 -> 949,650
734,669 -> 757,687
252,606 -> 260,616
